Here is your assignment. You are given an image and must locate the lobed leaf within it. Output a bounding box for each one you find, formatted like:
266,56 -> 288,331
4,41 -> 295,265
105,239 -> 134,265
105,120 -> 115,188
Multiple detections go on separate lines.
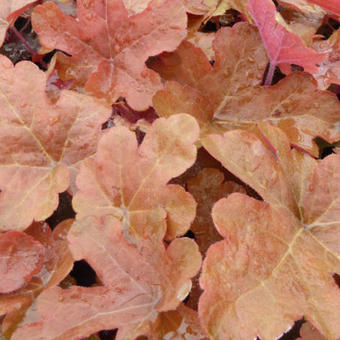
152,25 -> 340,155
12,215 -> 202,339
32,0 -> 187,110
0,55 -> 110,231
73,114 -> 199,244
248,0 -> 326,74
199,126 -> 340,339
0,220 -> 73,338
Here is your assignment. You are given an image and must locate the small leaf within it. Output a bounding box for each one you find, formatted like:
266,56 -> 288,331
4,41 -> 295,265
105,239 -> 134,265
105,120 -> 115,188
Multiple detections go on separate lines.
248,0 -> 326,74
0,230 -> 44,293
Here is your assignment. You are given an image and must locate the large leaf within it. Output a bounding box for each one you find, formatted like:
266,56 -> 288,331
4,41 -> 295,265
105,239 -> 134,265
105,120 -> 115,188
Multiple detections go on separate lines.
0,55 -> 110,231
32,0 -> 187,110
199,126 -> 340,339
73,114 -> 199,244
213,73 -> 340,156
152,24 -> 340,155
12,215 -> 202,339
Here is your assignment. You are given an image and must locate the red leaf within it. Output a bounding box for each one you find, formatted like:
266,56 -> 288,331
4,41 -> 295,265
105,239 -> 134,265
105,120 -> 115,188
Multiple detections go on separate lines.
248,0 -> 326,82
0,231 -> 44,293
306,0 -> 340,16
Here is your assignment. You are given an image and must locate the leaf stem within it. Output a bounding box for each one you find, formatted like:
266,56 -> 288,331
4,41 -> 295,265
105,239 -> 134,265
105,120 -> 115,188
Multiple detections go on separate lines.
11,26 -> 47,68
264,62 -> 275,86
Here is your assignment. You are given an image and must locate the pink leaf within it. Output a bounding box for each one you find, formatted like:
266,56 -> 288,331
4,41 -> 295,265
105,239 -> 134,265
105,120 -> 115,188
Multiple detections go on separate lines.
248,0 -> 326,84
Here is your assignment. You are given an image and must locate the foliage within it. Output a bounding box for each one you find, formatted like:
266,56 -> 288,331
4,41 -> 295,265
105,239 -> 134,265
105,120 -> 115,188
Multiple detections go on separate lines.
0,0 -> 339,339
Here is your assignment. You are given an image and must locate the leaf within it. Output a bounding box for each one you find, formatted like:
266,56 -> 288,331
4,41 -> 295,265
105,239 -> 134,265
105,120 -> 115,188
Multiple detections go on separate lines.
0,230 -> 45,293
152,26 -> 340,155
214,72 -> 340,156
187,168 -> 246,254
313,29 -> 340,89
0,1 -> 37,46
0,55 -> 110,231
277,1 -> 325,46
203,0 -> 252,22
152,22 -> 267,137
187,32 -> 215,60
202,128 -> 297,212
0,220 -> 73,338
123,0 -> 210,15
73,114 -> 199,244
32,0 -> 187,110
248,0 -> 326,81
199,126 -> 340,339
12,215 -> 202,339
117,303 -> 208,340
299,321 -> 326,339
306,0 -> 340,16
185,168 -> 246,309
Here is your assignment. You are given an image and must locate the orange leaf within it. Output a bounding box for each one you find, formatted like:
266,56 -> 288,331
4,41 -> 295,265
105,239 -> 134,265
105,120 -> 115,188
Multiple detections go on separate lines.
0,230 -> 44,293
299,321 -> 326,339
0,55 -> 110,231
32,0 -> 187,110
199,126 -> 340,339
214,73 -> 340,155
314,29 -> 340,89
0,220 -> 73,338
117,303 -> 208,340
188,168 -> 246,254
12,215 -> 202,339
152,25 -> 340,155
73,114 -> 199,244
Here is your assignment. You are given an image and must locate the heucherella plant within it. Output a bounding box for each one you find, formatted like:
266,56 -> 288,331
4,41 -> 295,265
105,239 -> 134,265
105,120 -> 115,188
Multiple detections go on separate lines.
0,0 -> 339,339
